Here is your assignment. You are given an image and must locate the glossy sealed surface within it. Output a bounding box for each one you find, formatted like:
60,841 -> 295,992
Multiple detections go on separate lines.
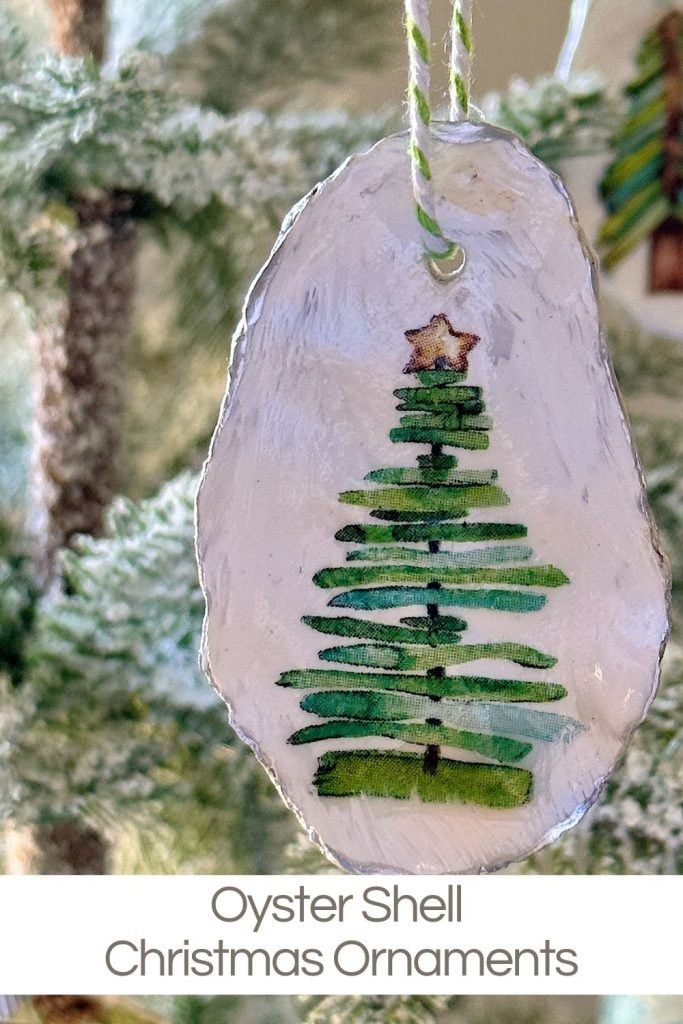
197,122 -> 669,874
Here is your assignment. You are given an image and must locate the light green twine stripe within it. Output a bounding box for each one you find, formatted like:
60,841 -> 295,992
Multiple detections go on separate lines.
455,9 -> 472,54
409,142 -> 432,181
409,82 -> 431,126
407,16 -> 430,63
425,241 -> 458,260
416,204 -> 445,237
450,72 -> 469,115
417,207 -> 458,260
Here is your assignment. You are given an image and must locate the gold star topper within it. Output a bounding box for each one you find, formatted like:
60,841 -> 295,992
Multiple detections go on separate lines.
404,313 -> 480,373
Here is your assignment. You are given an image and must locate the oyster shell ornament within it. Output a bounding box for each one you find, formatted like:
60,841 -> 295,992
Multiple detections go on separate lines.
196,121 -> 670,873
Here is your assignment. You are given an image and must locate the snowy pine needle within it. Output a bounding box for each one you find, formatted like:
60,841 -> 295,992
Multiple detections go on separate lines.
301,997 -> 455,1024
484,73 -> 623,166
0,12 -> 396,308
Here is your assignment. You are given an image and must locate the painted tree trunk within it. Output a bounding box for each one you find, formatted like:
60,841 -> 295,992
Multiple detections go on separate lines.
3,821 -> 110,874
650,216 -> 683,291
33,194 -> 138,576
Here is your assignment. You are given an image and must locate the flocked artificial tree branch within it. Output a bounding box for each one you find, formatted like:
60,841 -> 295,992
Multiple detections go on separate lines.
483,73 -> 623,167
0,1 -> 395,873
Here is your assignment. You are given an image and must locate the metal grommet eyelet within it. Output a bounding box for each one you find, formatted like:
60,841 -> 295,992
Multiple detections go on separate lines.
427,245 -> 467,282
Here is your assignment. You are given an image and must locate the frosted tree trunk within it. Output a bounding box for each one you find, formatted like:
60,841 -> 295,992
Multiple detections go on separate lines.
33,0 -> 141,575
3,822 -> 110,874
33,193 -> 138,574
45,0 -> 106,62
11,0 -> 136,877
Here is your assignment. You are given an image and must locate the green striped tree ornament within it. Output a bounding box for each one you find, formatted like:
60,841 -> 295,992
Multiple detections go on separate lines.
278,316 -> 581,808
559,0 -> 683,338
599,8 -> 683,289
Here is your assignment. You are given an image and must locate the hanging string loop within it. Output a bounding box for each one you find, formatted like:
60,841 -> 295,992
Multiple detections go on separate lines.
405,0 -> 473,280
449,0 -> 474,120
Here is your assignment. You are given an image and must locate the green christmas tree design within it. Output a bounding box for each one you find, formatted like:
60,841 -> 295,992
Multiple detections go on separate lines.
277,314 -> 582,808
599,9 -> 682,290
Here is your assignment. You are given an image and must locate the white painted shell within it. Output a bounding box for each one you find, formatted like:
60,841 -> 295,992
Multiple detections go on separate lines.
197,122 -> 669,874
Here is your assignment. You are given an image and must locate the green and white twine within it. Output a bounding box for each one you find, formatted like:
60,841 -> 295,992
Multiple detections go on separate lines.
449,0 -> 473,119
406,0 -> 473,273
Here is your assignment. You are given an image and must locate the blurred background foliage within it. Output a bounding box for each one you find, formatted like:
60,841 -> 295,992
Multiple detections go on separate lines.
5,995 -> 682,1024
